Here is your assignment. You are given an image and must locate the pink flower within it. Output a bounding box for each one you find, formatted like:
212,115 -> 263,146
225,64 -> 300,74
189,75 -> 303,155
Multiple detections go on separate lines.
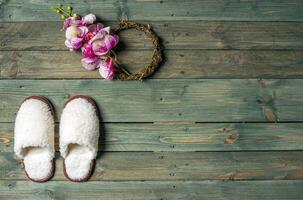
88,27 -> 119,56
81,14 -> 96,25
81,44 -> 99,70
65,25 -> 88,50
62,13 -> 118,80
85,23 -> 104,42
98,57 -> 115,80
81,43 -> 95,58
63,14 -> 96,30
63,14 -> 98,50
63,17 -> 82,30
81,56 -> 100,71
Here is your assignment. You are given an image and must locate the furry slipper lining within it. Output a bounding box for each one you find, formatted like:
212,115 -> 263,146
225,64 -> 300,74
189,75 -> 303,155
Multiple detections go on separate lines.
14,96 -> 55,182
60,95 -> 99,182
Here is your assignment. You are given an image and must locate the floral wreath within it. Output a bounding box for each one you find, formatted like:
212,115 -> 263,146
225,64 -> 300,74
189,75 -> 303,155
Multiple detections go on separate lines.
52,4 -> 162,80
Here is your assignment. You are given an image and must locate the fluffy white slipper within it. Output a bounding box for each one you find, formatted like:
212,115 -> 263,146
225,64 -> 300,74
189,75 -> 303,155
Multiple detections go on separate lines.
60,95 -> 99,182
14,96 -> 55,182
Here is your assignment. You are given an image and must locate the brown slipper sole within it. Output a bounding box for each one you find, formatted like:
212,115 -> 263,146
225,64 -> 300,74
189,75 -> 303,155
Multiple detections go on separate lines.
63,159 -> 96,182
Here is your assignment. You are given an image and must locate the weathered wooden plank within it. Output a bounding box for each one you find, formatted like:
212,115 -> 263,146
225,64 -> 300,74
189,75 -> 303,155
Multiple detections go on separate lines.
2,151 -> 303,180
1,79 -> 303,123
2,50 -> 303,79
1,0 -> 303,21
1,180 -> 303,200
1,21 -> 303,50
2,122 -> 303,152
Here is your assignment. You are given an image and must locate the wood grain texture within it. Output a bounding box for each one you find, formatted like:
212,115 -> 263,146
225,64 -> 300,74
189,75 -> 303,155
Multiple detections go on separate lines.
1,79 -> 303,123
1,0 -> 303,198
1,180 -> 303,200
2,122 -> 303,152
2,50 -> 303,79
1,21 -> 303,50
2,151 -> 303,181
1,0 -> 303,21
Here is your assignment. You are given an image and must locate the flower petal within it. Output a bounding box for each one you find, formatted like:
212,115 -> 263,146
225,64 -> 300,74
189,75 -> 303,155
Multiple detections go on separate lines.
81,43 -> 96,58
81,56 -> 100,70
88,32 -> 105,44
78,26 -> 88,37
66,26 -> 88,39
95,23 -> 104,32
64,39 -> 73,49
70,37 -> 84,49
88,26 -> 111,44
105,34 -> 119,49
98,58 -> 115,80
63,18 -> 72,30
101,27 -> 110,34
92,40 -> 109,56
63,17 -> 83,29
65,26 -> 80,40
87,23 -> 104,34
82,13 -> 96,25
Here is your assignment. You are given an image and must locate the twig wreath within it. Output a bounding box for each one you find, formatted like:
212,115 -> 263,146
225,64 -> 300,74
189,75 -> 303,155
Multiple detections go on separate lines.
52,3 -> 162,80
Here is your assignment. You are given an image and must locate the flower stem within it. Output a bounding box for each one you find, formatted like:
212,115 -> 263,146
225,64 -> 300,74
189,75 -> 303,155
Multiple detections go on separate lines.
115,62 -> 130,75
120,66 -> 131,75
111,50 -> 117,59
52,4 -> 74,19
110,50 -> 130,76
57,7 -> 71,17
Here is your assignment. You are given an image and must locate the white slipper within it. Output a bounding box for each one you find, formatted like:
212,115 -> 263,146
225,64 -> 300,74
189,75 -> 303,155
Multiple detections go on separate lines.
60,95 -> 99,182
14,96 -> 55,182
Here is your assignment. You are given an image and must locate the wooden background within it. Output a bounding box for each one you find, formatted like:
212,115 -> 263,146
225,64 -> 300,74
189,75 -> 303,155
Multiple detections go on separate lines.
1,0 -> 303,199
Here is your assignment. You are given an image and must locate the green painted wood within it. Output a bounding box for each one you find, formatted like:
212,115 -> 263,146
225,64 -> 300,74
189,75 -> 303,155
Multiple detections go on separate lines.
2,50 -> 303,79
1,0 -> 303,196
2,151 -> 303,180
1,21 -> 303,50
1,79 -> 303,123
1,180 -> 303,200
1,0 -> 303,21
2,122 -> 303,152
